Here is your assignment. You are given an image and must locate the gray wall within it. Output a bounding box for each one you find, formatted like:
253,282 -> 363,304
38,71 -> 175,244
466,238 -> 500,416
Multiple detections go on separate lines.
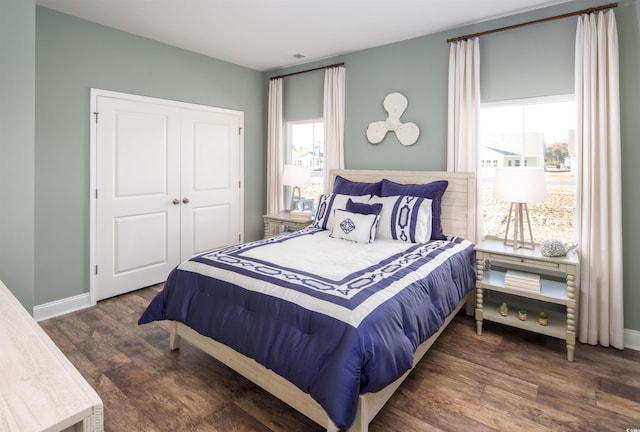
618,0 -> 640,335
0,0 -> 36,311
266,0 -> 640,333
4,1 -> 638,335
34,7 -> 264,305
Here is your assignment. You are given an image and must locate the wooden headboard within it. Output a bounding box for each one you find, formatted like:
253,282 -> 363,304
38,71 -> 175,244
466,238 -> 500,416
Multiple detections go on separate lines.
328,169 -> 477,242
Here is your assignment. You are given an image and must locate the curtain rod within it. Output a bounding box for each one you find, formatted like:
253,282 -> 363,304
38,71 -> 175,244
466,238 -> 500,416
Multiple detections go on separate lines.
447,2 -> 617,43
269,62 -> 345,81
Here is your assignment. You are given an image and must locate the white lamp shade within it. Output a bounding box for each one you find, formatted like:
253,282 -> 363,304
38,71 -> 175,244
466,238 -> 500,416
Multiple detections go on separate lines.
494,168 -> 548,203
282,164 -> 311,187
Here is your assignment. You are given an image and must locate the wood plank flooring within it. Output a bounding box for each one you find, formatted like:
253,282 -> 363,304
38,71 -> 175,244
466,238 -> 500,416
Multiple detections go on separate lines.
39,285 -> 640,431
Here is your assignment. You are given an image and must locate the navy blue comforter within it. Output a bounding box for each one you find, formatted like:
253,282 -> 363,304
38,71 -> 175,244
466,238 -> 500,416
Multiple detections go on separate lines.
139,228 -> 475,430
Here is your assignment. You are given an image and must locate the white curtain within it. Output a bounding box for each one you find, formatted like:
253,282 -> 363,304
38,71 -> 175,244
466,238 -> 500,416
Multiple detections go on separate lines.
323,66 -> 346,192
267,78 -> 284,233
447,37 -> 481,242
575,10 -> 624,349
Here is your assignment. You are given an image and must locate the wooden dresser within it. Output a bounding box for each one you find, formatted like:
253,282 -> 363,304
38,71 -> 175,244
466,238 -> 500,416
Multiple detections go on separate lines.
0,280 -> 103,431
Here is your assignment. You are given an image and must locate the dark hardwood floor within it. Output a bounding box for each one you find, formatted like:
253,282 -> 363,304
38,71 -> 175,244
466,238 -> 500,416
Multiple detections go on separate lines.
39,285 -> 640,431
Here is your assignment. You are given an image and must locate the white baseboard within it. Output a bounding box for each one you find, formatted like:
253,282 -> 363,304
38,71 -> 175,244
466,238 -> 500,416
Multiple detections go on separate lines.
30,291 -> 640,352
625,328 -> 640,351
33,292 -> 94,322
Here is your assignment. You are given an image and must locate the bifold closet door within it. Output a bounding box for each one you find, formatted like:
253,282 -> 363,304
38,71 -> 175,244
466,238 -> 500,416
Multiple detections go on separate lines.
95,96 -> 182,301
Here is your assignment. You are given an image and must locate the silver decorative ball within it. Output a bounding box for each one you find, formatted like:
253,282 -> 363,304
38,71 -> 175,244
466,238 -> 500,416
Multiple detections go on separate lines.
540,239 -> 577,257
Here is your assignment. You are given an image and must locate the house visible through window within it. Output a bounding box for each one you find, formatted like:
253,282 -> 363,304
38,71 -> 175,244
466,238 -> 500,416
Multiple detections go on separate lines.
480,95 -> 576,244
285,120 -> 324,212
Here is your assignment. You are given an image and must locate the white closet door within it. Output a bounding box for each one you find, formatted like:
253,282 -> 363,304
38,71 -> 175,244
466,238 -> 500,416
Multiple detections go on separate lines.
180,109 -> 242,260
95,96 -> 182,301
92,90 -> 244,302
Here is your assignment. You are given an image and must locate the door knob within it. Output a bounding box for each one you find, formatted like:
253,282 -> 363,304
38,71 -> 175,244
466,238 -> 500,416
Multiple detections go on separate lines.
182,198 -> 190,204
172,199 -> 180,205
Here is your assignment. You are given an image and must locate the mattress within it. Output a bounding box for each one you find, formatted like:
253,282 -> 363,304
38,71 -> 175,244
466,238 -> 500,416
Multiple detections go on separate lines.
139,228 -> 476,430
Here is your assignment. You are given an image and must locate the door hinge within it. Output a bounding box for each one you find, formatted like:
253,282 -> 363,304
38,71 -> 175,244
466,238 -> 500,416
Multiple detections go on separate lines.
238,233 -> 241,242
95,189 -> 98,199
93,111 -> 99,123
238,180 -> 241,188
95,265 -> 98,275
238,127 -> 242,135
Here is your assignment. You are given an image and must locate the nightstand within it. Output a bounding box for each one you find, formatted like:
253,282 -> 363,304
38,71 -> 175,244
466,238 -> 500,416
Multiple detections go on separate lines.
475,239 -> 579,361
263,212 -> 313,238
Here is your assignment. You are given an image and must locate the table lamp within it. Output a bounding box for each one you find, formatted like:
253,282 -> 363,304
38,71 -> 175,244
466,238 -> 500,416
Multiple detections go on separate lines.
282,164 -> 311,217
493,167 -> 547,249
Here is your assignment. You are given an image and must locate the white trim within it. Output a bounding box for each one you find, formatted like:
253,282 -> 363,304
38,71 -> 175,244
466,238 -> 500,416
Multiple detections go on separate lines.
90,88 -> 244,116
33,293 -> 93,322
481,93 -> 575,108
89,88 -> 244,303
89,90 -> 98,306
32,288 -> 640,351
624,328 -> 640,351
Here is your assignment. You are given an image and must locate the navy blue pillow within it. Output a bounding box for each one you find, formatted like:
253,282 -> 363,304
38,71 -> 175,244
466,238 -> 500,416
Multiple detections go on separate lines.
346,198 -> 383,216
380,179 -> 448,240
333,175 -> 382,196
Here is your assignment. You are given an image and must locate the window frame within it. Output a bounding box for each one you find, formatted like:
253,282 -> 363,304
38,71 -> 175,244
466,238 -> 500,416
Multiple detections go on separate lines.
479,94 -> 577,244
284,118 -> 324,212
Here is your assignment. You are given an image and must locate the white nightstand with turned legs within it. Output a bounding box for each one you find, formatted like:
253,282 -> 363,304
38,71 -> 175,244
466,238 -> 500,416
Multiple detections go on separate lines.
474,239 -> 579,361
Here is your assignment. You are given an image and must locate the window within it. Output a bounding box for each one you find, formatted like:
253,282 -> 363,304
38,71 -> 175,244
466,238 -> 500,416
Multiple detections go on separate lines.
480,95 -> 576,244
285,120 -> 324,211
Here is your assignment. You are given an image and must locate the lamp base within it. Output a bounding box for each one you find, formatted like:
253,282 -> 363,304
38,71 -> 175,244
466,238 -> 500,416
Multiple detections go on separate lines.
503,239 -> 536,250
503,202 -> 536,250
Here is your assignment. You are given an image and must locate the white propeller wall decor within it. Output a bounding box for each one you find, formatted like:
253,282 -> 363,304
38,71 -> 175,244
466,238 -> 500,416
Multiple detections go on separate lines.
366,92 -> 420,146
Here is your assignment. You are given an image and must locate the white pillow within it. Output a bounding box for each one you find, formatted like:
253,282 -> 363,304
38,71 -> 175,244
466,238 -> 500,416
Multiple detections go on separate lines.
368,195 -> 433,243
312,193 -> 371,231
329,209 -> 380,244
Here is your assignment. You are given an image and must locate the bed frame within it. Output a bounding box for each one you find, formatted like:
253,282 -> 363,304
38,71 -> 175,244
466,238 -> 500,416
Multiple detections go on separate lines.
168,169 -> 476,432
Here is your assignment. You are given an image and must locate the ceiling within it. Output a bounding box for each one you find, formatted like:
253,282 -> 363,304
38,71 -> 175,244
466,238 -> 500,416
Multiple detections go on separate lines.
36,0 -> 574,71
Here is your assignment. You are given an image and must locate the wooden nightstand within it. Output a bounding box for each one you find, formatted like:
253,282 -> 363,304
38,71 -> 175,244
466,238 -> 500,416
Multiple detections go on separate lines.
263,212 -> 313,238
475,239 -> 579,361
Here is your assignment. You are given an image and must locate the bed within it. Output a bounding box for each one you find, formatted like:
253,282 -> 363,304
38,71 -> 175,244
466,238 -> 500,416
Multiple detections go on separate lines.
139,169 -> 477,432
